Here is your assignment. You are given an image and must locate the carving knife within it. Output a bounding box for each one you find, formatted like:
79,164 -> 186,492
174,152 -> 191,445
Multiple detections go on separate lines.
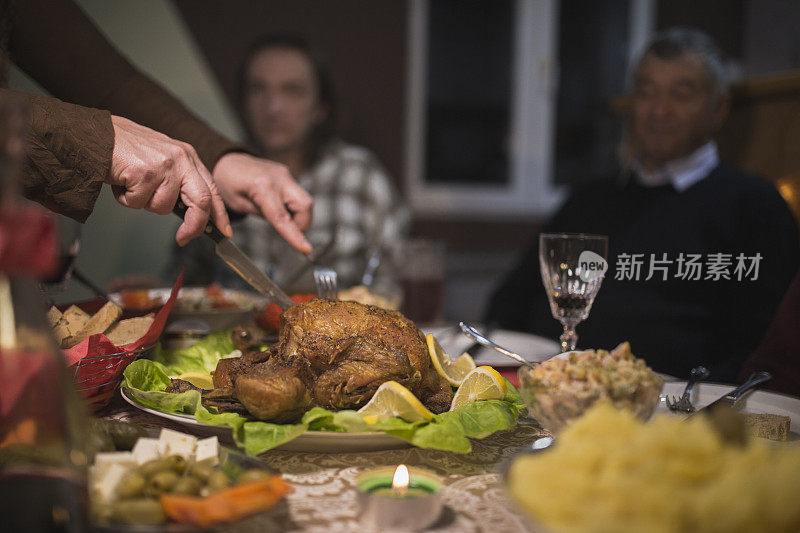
173,200 -> 295,308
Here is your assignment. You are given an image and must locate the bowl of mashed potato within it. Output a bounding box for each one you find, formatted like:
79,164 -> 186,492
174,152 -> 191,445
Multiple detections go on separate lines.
507,403 -> 800,533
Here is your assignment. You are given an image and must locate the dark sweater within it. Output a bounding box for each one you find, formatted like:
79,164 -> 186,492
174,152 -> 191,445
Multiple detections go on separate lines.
486,164 -> 800,382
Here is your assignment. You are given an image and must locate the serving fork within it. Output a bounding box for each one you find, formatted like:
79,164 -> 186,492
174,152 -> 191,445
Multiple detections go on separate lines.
313,264 -> 339,299
665,366 -> 709,413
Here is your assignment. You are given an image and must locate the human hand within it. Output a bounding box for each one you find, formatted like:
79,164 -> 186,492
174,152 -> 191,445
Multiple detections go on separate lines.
107,115 -> 233,246
212,152 -> 313,254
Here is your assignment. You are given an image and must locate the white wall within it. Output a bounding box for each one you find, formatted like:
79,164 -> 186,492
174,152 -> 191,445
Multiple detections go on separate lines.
9,0 -> 242,302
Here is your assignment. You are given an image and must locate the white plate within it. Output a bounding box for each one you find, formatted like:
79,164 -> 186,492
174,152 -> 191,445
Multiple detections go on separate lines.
657,382 -> 800,440
424,326 -> 561,367
120,388 -> 411,453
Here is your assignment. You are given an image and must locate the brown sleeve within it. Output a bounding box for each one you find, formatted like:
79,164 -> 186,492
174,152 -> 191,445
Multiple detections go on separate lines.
8,0 -> 245,171
1,89 -> 113,222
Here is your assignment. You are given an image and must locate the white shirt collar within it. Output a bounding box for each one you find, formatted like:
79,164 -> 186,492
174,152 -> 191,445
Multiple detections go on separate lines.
633,141 -> 719,192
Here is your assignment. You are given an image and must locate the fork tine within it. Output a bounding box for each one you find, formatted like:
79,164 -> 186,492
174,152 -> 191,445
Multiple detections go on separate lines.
326,270 -> 338,299
665,395 -> 681,412
324,276 -> 332,299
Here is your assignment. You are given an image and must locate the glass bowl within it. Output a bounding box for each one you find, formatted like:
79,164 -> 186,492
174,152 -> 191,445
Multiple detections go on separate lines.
517,346 -> 663,433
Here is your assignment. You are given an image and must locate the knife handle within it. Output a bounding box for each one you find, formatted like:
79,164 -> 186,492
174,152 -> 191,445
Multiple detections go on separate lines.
724,371 -> 772,404
172,198 -> 225,243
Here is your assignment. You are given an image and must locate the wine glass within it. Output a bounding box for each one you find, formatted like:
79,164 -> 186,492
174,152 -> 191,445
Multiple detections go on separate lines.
539,233 -> 609,352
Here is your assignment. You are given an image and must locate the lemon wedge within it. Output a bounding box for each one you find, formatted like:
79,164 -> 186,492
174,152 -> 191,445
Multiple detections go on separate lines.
450,366 -> 507,411
426,333 -> 476,387
358,381 -> 435,422
176,371 -> 214,390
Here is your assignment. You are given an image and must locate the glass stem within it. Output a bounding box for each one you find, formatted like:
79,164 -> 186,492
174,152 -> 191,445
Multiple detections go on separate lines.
560,321 -> 578,352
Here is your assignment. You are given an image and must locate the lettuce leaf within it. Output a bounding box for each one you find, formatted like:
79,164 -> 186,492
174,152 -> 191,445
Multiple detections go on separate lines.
123,358 -> 171,390
149,330 -> 237,375
122,337 -> 526,455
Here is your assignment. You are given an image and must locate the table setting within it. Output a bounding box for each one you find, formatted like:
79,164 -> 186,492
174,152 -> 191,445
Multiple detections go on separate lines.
5,230 -> 800,533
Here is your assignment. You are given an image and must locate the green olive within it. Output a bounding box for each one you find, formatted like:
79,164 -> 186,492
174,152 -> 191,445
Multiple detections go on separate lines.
140,458 -> 175,478
206,470 -> 232,493
163,454 -> 187,474
170,476 -> 202,496
116,472 -> 146,499
112,498 -> 166,525
189,462 -> 214,482
237,468 -> 271,485
145,470 -> 179,497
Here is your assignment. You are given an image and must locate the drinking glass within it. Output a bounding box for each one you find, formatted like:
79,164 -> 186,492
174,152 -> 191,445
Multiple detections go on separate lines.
539,233 -> 608,352
401,239 -> 445,324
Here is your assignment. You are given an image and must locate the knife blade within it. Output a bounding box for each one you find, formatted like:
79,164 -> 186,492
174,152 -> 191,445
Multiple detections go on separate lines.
693,371 -> 772,415
173,200 -> 295,308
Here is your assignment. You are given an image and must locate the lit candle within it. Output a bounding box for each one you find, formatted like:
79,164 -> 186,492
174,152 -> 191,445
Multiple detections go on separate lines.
393,464 -> 409,498
357,465 -> 443,529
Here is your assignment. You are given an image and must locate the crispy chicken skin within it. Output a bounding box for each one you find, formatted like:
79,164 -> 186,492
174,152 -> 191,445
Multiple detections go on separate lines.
211,299 -> 453,422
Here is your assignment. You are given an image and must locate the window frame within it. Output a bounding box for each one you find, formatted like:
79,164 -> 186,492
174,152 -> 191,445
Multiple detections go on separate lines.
404,0 -> 564,219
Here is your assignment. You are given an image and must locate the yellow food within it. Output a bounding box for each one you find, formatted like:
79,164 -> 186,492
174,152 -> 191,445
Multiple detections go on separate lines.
450,366 -> 506,411
508,403 -> 800,533
357,381 -> 435,422
176,372 -> 214,390
426,333 -> 476,386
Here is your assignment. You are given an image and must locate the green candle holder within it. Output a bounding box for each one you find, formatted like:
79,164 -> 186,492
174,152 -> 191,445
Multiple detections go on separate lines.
356,466 -> 443,529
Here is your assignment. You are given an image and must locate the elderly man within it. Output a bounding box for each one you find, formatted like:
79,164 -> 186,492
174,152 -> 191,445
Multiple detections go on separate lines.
486,27 -> 800,381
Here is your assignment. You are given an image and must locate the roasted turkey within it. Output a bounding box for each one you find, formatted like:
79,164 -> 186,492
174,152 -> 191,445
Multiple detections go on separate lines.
196,299 -> 453,423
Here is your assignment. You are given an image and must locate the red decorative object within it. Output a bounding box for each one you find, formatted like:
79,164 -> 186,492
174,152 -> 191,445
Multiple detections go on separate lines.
63,272 -> 184,410
0,205 -> 58,278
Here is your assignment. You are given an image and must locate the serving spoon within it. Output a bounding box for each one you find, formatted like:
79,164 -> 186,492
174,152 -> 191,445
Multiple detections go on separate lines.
458,322 -> 537,369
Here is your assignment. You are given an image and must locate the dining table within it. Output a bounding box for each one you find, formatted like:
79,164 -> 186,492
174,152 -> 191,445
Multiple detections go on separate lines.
98,393 -> 548,532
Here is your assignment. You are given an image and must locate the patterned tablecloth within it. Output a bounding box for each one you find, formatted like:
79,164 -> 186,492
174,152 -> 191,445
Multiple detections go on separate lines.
99,394 -> 548,532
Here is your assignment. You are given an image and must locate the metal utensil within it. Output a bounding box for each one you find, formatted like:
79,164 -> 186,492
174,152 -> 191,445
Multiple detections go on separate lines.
665,366 -> 710,413
313,264 -> 339,299
172,200 -> 294,308
695,371 -> 772,414
71,268 -> 110,301
458,322 -> 536,369
461,323 -> 498,358
283,235 -> 336,288
361,249 -> 381,287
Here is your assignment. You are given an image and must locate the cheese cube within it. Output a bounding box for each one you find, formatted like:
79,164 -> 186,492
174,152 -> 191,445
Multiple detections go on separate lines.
195,436 -> 219,466
131,438 -> 162,464
159,428 -> 197,460
93,463 -> 128,503
93,451 -> 134,474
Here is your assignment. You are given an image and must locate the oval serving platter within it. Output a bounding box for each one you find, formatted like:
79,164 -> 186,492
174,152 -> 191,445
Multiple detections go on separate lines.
120,388 -> 411,453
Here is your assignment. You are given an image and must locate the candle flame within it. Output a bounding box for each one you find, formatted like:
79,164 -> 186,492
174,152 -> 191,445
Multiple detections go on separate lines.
392,464 -> 410,491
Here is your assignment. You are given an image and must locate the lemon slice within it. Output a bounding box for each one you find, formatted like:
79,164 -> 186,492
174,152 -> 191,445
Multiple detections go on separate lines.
426,334 -> 476,387
176,372 -> 214,390
450,366 -> 507,411
358,381 -> 435,422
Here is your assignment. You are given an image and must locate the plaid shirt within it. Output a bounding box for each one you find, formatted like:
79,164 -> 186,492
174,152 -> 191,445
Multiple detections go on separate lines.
228,141 -> 409,295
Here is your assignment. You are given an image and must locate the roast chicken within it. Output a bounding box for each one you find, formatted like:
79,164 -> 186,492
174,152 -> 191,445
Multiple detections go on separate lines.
186,299 -> 453,423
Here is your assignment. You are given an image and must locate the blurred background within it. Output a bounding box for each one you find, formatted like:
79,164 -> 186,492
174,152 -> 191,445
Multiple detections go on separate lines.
13,0 -> 800,320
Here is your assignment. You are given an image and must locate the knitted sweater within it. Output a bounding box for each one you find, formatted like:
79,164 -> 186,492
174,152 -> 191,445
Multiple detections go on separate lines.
486,164 -> 800,381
